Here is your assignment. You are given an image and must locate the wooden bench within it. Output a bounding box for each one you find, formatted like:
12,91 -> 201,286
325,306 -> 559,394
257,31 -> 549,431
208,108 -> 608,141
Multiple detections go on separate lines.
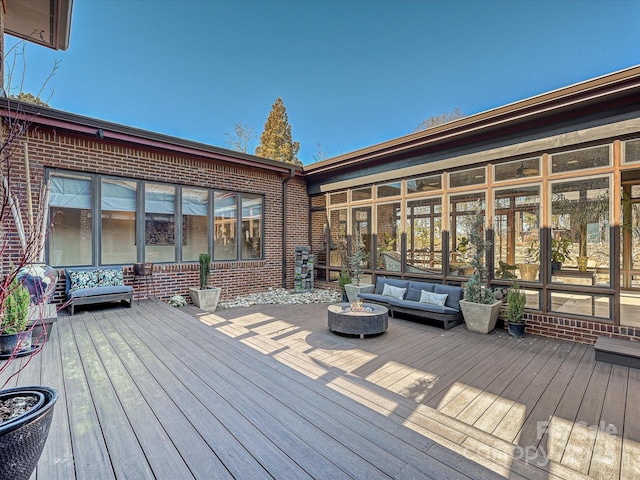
594,336 -> 640,369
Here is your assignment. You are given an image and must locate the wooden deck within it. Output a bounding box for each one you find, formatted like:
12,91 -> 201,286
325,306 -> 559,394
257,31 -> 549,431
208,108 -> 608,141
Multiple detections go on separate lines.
3,300 -> 639,479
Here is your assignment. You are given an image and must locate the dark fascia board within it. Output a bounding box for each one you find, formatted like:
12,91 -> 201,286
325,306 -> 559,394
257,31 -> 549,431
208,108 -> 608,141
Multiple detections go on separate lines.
305,64 -> 640,177
0,97 -> 303,176
4,0 -> 74,51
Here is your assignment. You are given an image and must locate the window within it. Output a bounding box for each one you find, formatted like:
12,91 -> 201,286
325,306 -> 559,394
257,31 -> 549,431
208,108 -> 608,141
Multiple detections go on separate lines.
376,203 -> 399,271
494,158 -> 540,182
624,138 -> 640,164
406,198 -> 442,272
145,183 -> 176,263
449,192 -> 485,276
182,187 -> 209,262
49,173 -> 93,266
493,186 -> 540,281
407,175 -> 442,194
449,167 -> 485,188
352,186 -> 372,201
241,194 -> 262,259
551,177 -> 610,287
329,191 -> 347,205
551,145 -> 609,174
214,192 -> 237,261
101,178 -> 137,265
377,182 -> 401,198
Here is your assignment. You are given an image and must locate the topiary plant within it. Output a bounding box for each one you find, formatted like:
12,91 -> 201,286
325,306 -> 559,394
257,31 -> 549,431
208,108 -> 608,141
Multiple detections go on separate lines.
463,203 -> 496,305
1,279 -> 31,335
505,282 -> 527,324
198,253 -> 211,290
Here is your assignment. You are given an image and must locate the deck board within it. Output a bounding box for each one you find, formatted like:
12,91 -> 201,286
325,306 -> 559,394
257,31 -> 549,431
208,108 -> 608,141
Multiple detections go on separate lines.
2,299 -> 639,479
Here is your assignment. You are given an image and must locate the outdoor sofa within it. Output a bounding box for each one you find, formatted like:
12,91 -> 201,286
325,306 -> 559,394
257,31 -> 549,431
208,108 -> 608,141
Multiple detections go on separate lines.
357,277 -> 464,330
65,266 -> 133,315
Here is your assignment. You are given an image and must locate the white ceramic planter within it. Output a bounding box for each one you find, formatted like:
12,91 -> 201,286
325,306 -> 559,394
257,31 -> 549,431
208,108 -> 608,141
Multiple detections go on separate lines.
459,299 -> 502,334
189,287 -> 221,312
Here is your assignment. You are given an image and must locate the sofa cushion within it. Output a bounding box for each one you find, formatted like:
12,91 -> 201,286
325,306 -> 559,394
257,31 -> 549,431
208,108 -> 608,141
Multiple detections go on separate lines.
68,285 -> 133,299
374,277 -> 409,294
387,298 -> 453,315
98,268 -> 124,287
408,281 -> 436,293
68,270 -> 99,292
420,290 -> 448,306
357,292 -> 393,304
382,283 -> 406,300
434,284 -> 463,311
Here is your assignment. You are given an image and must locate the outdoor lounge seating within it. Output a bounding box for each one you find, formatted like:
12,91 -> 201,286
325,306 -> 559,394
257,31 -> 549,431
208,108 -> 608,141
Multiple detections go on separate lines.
357,277 -> 464,329
65,267 -> 133,315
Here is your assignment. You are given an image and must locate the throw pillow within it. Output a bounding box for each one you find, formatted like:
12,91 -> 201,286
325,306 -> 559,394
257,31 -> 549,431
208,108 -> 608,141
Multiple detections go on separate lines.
68,270 -> 99,292
382,283 -> 406,300
98,269 -> 124,287
420,290 -> 448,306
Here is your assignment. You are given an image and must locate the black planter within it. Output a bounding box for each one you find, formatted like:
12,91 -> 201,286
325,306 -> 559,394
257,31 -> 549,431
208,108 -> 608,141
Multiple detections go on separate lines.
341,293 -> 348,302
551,261 -> 562,271
0,386 -> 58,480
508,322 -> 526,338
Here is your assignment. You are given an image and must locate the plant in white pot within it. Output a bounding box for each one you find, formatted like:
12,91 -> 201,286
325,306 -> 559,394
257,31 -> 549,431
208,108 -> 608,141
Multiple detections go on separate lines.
458,205 -> 503,333
189,253 -> 221,312
345,232 -> 374,302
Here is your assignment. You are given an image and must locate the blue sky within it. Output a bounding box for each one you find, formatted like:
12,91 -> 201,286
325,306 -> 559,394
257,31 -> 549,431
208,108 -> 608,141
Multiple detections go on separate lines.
7,0 -> 640,164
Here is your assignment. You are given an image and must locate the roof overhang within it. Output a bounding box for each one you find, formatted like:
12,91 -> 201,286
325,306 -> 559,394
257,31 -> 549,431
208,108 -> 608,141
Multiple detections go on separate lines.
3,0 -> 73,50
304,64 -> 640,179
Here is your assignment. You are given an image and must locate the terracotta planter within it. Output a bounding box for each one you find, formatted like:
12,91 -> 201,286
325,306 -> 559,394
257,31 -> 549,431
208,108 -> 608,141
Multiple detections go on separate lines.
517,263 -> 539,281
189,287 -> 221,312
459,299 -> 502,334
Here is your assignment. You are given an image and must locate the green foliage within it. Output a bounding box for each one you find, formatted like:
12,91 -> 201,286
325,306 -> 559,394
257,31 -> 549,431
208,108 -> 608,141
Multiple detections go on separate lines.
551,236 -> 572,264
495,261 -> 517,279
9,92 -> 50,107
525,240 -> 540,264
198,253 -> 211,290
1,279 -> 30,335
463,203 -> 496,304
349,232 -> 369,286
505,282 -> 527,324
255,97 -> 301,165
337,268 -> 351,293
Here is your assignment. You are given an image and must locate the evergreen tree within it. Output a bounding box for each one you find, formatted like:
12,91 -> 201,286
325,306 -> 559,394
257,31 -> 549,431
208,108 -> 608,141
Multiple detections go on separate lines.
255,97 -> 301,165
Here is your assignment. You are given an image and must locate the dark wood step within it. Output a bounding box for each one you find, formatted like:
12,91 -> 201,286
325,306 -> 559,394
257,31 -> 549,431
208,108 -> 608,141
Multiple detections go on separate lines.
595,336 -> 640,369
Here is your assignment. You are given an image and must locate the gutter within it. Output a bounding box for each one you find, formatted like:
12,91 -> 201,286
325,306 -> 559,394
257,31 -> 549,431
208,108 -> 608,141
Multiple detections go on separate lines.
282,168 -> 295,288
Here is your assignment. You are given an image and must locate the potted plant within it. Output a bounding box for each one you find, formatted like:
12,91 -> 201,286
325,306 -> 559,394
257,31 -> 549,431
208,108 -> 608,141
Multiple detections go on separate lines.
0,280 -> 32,356
337,268 -> 351,302
517,241 -> 540,281
495,261 -> 517,280
189,253 -> 221,312
345,232 -> 374,302
505,281 -> 527,337
458,205 -> 503,333
551,236 -> 572,271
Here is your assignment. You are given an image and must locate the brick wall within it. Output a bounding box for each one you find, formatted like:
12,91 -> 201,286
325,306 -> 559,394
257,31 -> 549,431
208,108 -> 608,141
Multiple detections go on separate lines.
12,126 -> 307,304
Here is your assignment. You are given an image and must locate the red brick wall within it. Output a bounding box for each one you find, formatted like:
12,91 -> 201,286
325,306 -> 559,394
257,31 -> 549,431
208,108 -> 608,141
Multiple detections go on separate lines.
13,126 -> 308,304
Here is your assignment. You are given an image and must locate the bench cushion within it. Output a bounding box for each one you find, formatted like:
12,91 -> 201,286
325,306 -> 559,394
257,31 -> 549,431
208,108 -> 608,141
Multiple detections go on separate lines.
374,277 -> 409,294
68,285 -> 133,299
434,284 -> 463,311
387,298 -> 460,316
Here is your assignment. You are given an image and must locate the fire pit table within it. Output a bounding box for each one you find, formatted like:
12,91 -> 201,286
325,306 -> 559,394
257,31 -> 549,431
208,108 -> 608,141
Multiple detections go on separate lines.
327,302 -> 388,338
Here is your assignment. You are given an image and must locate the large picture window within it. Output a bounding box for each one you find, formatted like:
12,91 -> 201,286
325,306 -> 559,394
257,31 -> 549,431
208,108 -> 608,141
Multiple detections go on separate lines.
406,198 -> 442,273
47,169 -> 264,267
49,173 -> 93,266
102,178 -> 137,265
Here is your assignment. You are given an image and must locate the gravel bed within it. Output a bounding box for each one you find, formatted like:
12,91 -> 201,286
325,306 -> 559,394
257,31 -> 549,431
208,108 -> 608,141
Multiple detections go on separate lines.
217,288 -> 342,309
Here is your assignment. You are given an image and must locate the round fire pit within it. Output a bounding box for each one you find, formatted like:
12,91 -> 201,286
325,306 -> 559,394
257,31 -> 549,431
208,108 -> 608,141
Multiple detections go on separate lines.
327,302 -> 388,338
